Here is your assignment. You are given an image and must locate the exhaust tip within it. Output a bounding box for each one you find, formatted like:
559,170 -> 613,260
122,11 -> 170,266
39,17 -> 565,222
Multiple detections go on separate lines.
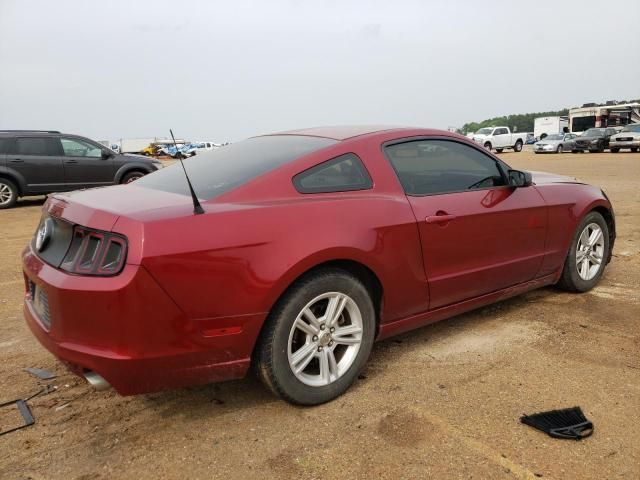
83,371 -> 111,391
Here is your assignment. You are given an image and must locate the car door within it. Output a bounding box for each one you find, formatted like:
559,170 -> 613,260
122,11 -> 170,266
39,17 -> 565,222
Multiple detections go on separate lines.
493,128 -> 509,148
384,138 -> 547,309
6,136 -> 65,194
61,136 -> 114,187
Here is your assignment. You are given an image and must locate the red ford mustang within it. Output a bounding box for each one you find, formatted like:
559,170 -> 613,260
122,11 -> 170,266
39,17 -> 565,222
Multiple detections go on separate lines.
23,126 -> 615,405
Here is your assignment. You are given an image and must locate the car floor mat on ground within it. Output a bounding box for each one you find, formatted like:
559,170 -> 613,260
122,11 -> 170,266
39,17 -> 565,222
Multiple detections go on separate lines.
521,406 -> 593,440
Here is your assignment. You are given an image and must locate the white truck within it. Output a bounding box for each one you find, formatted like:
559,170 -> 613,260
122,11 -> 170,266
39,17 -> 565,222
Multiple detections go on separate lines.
472,127 -> 526,153
534,116 -> 569,140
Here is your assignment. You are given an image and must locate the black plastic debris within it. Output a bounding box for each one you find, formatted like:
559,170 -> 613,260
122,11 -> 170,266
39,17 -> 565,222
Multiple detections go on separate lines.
0,399 -> 35,436
0,386 -> 56,436
24,367 -> 56,380
521,407 -> 593,440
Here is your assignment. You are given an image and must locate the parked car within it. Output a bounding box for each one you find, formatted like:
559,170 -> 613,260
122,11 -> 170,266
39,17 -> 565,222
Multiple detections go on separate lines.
472,126 -> 526,153
608,124 -> 640,152
22,126 -> 615,405
0,130 -> 163,209
533,133 -> 578,154
573,127 -> 618,153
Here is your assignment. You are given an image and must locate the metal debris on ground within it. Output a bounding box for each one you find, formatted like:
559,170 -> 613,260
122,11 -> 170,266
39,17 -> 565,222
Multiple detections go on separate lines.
24,367 -> 57,380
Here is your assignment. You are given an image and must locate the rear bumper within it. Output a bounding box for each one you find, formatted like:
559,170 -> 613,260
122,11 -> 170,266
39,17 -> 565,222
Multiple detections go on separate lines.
22,246 -> 263,395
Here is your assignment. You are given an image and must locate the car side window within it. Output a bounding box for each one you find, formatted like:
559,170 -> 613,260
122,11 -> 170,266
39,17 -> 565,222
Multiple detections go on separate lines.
385,139 -> 507,196
15,137 -> 61,156
0,138 -> 13,154
293,153 -> 372,194
61,138 -> 103,158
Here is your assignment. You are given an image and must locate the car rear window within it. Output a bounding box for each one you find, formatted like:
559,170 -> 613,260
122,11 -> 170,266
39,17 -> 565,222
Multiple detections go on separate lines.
136,135 -> 336,200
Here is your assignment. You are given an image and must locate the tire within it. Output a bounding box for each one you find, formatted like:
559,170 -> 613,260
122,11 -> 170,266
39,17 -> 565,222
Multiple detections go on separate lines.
514,140 -> 523,152
496,148 -> 503,153
571,150 -> 579,153
557,211 -> 610,293
556,145 -> 563,153
631,147 -> 638,153
121,171 -> 145,184
484,142 -> 492,152
0,178 -> 18,209
255,268 -> 375,405
610,148 -> 619,153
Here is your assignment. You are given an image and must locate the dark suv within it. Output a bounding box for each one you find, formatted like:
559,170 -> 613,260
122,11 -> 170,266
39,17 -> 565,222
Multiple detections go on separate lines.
0,130 -> 163,209
573,127 -> 618,153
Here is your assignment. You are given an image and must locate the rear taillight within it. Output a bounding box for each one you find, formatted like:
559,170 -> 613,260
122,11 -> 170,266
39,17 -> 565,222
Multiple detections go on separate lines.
60,226 -> 128,276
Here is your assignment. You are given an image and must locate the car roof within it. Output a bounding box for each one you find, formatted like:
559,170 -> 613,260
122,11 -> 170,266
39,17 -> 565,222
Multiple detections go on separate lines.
265,125 -> 459,141
267,125 -> 413,140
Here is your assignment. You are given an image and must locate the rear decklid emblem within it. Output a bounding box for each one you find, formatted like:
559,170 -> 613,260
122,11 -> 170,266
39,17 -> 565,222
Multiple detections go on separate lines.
35,218 -> 54,252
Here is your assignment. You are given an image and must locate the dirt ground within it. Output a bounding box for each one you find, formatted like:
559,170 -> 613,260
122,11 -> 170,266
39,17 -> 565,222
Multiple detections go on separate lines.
1,150 -> 638,480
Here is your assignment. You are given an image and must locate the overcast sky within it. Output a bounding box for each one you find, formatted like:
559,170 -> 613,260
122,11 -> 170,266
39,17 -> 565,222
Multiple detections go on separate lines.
1,0 -> 639,142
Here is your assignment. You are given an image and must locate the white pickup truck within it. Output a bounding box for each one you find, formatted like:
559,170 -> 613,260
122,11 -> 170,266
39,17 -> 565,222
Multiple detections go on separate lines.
472,127 -> 526,153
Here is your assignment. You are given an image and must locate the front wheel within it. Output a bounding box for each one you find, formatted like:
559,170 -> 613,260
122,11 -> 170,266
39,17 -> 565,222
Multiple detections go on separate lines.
495,148 -> 503,153
556,145 -> 563,153
514,140 -> 523,152
557,211 -> 610,292
255,269 -> 375,405
484,142 -> 492,152
631,147 -> 638,153
610,148 -> 620,153
121,171 -> 145,184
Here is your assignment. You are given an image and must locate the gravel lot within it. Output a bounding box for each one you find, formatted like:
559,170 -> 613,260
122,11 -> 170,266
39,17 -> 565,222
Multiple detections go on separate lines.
1,150 -> 638,480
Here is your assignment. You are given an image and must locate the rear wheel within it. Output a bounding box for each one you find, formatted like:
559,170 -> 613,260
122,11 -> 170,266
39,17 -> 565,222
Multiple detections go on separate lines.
0,178 -> 18,209
556,145 -> 563,153
557,211 -> 609,292
610,148 -> 620,153
631,147 -> 638,153
255,269 -> 375,405
495,148 -> 503,153
514,140 -> 523,152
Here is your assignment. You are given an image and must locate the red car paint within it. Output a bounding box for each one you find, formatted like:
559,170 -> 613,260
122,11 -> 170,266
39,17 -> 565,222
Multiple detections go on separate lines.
22,127 -> 614,395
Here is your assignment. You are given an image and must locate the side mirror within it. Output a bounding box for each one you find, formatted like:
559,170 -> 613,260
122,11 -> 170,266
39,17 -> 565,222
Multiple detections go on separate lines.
508,169 -> 533,187
101,150 -> 113,159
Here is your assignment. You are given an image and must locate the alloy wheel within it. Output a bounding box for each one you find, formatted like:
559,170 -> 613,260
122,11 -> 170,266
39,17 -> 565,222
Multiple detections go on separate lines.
0,183 -> 13,206
576,223 -> 605,281
287,292 -> 363,387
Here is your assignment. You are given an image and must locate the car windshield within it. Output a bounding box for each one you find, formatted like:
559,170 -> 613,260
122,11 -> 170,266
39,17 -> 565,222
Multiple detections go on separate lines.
476,128 -> 493,135
621,124 -> 640,133
545,134 -> 563,141
135,135 -> 336,200
583,129 -> 605,137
